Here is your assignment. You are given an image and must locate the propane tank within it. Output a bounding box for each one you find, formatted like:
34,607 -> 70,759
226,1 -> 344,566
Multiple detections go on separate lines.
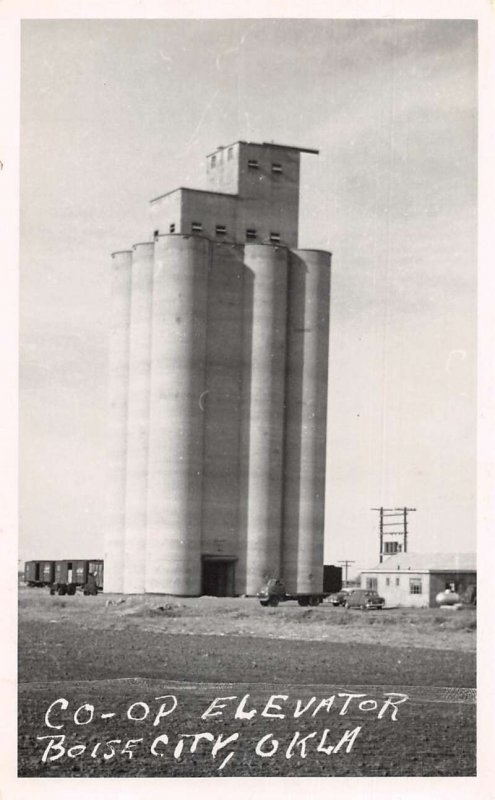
435,589 -> 461,606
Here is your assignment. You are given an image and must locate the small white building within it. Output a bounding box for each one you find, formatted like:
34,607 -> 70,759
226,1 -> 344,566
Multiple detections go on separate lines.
360,553 -> 476,608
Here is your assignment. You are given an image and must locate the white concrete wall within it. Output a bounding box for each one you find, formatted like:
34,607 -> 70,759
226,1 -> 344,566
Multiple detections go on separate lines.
149,190 -> 183,237
206,142 -> 240,194
362,571 -> 430,608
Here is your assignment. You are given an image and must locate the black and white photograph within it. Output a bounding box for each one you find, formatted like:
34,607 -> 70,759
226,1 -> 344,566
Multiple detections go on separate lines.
2,2 -> 492,794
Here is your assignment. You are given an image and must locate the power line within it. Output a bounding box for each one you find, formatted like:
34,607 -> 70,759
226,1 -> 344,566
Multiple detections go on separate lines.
338,560 -> 355,585
371,507 -> 416,563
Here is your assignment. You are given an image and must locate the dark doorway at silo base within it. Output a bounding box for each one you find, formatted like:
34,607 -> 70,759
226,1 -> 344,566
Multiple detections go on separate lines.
201,556 -> 237,597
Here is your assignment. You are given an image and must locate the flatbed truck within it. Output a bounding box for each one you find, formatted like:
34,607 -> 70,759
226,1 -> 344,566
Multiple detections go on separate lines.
257,578 -> 329,607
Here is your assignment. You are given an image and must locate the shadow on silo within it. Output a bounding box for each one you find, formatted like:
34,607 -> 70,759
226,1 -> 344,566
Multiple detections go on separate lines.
200,243 -> 252,596
178,236 -> 210,596
237,245 -> 290,595
235,261 -> 254,595
281,252 -> 307,590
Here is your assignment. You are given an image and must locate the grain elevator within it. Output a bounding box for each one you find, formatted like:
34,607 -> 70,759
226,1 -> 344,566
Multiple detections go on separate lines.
104,141 -> 331,596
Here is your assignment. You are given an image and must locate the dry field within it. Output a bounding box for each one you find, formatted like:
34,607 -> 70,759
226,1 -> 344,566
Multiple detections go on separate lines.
18,588 -> 476,778
18,588 -> 477,651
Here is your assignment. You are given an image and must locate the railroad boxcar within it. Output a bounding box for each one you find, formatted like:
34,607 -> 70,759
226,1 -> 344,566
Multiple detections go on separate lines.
70,559 -> 104,591
87,560 -> 104,590
51,559 -> 104,595
40,561 -> 55,585
25,560 -> 40,586
24,560 -> 55,587
24,559 -> 104,594
54,560 -> 77,588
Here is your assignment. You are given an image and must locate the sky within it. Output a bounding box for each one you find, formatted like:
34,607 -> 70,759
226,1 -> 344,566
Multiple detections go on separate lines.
19,18 -> 477,576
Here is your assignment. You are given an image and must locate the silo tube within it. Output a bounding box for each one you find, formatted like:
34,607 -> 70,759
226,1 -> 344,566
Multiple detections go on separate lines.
201,243 -> 244,587
282,249 -> 331,593
124,242 -> 154,593
104,250 -> 132,593
238,244 -> 288,595
145,235 -> 209,595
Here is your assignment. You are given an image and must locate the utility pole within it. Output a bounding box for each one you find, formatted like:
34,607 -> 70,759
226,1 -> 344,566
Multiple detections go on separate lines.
338,560 -> 355,586
371,507 -> 416,562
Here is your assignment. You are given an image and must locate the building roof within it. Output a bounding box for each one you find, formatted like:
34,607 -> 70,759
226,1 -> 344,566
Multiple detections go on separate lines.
363,552 -> 476,573
149,186 -> 237,204
207,140 -> 319,157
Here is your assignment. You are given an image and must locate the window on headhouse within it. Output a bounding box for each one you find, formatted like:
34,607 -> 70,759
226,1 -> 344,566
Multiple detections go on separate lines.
169,224 -> 175,233
385,577 -> 390,586
153,229 -> 159,238
228,147 -> 233,160
270,233 -> 281,243
366,577 -> 378,590
409,578 -> 422,595
395,577 -> 400,586
271,162 -> 283,173
191,222 -> 202,233
246,229 -> 257,240
211,155 -> 216,168
248,159 -> 259,169
215,225 -> 227,236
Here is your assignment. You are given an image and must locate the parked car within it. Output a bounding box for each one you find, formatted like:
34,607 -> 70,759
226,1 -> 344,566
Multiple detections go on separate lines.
344,589 -> 385,610
329,588 -> 354,606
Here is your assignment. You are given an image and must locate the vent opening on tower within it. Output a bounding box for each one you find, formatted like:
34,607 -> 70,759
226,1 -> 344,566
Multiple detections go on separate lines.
247,159 -> 259,169
246,228 -> 257,240
271,163 -> 283,174
169,223 -> 175,233
215,225 -> 227,236
270,232 -> 281,243
191,222 -> 202,233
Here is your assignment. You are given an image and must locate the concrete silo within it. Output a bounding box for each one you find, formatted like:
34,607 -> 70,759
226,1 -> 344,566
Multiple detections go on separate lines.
145,234 -> 209,595
238,244 -> 289,596
123,242 -> 154,594
201,242 -> 245,595
104,250 -> 132,594
282,249 -> 331,593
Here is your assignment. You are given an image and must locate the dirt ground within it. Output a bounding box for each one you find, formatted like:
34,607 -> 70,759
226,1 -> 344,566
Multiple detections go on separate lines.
19,588 -> 477,650
18,588 -> 476,778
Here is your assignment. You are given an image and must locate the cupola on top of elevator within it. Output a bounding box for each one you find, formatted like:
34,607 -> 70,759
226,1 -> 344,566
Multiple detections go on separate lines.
150,141 -> 319,248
